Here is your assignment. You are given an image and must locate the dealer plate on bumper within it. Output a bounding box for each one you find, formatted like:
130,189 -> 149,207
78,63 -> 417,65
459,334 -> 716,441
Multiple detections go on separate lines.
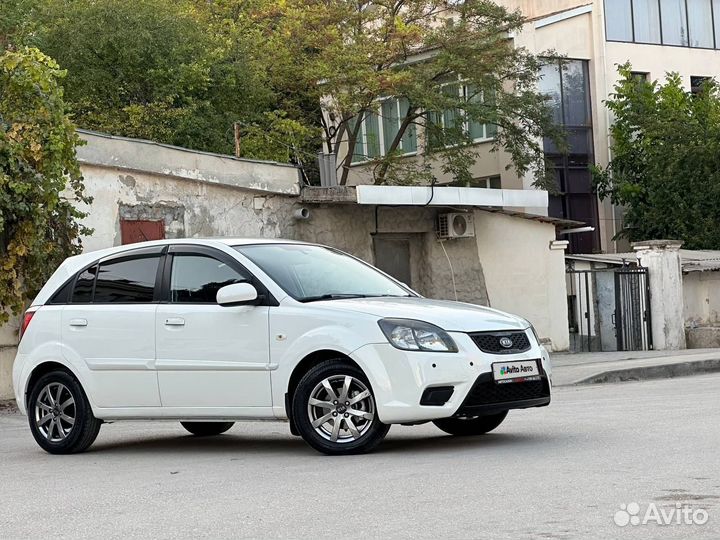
492,360 -> 541,384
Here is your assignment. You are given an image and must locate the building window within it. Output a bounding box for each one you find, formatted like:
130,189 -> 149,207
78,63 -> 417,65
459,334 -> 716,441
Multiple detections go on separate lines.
634,0 -> 662,43
351,97 -> 417,163
540,59 -> 599,254
606,0 -> 719,49
351,82 -> 495,164
606,0 -> 634,41
427,82 -> 497,149
691,75 -> 712,94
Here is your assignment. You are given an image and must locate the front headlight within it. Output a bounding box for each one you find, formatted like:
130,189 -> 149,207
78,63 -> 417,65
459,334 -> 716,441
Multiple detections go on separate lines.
378,318 -> 458,353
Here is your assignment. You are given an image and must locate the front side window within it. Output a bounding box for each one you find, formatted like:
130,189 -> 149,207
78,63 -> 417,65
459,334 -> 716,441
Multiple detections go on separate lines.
235,244 -> 413,302
94,256 -> 160,303
170,254 -> 250,303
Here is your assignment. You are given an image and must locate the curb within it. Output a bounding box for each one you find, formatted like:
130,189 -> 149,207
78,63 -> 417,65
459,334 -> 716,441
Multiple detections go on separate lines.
572,358 -> 720,386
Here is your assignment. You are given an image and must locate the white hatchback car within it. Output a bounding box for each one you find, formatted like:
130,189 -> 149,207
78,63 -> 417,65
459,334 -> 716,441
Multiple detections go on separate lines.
13,239 -> 551,455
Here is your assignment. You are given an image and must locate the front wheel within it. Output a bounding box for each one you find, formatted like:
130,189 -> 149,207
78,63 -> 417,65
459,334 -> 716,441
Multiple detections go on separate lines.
433,411 -> 508,436
292,360 -> 390,455
181,422 -> 234,436
28,370 -> 102,454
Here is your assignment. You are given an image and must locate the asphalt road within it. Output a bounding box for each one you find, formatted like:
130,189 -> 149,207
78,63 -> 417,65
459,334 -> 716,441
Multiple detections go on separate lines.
1,375 -> 719,540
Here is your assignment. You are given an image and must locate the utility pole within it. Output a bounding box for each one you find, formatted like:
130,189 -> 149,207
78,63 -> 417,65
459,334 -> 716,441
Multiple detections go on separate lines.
233,122 -> 241,158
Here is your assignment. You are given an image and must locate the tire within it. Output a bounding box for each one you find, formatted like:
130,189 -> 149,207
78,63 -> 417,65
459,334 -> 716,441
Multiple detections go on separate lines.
292,360 -> 390,455
180,422 -> 235,436
27,370 -> 101,454
432,411 -> 508,436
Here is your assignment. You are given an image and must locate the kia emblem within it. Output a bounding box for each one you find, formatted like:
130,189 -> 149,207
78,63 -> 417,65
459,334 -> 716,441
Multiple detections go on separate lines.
499,337 -> 513,348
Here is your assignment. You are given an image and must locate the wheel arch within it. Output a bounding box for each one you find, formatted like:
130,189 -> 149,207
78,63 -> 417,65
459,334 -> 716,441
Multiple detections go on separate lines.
25,361 -> 82,410
284,349 -> 363,426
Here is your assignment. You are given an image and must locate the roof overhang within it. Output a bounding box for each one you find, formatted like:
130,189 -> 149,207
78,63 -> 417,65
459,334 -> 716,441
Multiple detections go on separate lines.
355,185 -> 548,209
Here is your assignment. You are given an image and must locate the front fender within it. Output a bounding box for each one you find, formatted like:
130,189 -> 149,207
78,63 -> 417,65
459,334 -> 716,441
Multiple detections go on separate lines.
269,307 -> 385,417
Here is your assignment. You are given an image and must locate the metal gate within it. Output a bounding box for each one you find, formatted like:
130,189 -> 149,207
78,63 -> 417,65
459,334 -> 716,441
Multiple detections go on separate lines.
566,262 -> 652,352
614,267 -> 653,351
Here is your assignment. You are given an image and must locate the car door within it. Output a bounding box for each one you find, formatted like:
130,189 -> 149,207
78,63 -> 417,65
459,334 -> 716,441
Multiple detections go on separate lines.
155,245 -> 272,408
61,246 -> 164,408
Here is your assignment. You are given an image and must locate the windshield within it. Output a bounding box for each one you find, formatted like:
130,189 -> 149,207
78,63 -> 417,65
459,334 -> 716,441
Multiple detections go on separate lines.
234,244 -> 414,302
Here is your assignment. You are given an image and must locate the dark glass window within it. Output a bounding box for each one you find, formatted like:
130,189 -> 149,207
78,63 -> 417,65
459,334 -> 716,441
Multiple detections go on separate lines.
660,0 -> 689,45
541,59 -> 599,253
606,0 -> 634,41
72,266 -> 97,303
94,256 -> 160,303
691,75 -> 712,94
633,0 -> 662,43
170,255 -> 250,303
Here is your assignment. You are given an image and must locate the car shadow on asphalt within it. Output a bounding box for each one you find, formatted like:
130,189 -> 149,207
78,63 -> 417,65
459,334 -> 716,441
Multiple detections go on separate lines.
85,430 -> 544,457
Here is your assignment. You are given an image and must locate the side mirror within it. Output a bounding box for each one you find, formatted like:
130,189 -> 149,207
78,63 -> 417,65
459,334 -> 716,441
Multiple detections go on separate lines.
217,282 -> 259,306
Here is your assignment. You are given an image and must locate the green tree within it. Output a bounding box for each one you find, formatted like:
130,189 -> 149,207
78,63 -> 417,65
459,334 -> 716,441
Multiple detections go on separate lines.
594,64 -> 720,248
18,0 -> 276,155
0,48 -> 90,323
249,0 -> 559,185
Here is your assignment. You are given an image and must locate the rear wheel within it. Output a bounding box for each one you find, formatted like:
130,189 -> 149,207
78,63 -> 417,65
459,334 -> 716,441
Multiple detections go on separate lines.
28,370 -> 101,454
181,422 -> 235,436
433,411 -> 508,436
292,360 -> 390,455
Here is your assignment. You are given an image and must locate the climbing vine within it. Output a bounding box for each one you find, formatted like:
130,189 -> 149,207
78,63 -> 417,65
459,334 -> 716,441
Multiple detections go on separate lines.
0,47 -> 90,324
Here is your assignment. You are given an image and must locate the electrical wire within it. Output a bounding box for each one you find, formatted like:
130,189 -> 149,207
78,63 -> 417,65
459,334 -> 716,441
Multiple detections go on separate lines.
439,239 -> 458,301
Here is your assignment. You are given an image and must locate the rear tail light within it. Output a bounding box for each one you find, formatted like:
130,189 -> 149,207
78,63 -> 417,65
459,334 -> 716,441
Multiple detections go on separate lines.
19,309 -> 36,341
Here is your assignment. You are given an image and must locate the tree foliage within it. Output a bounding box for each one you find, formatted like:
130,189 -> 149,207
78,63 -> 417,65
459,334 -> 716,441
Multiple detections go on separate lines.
594,64 -> 720,248
248,0 -> 559,185
5,0 -> 558,185
0,48 -> 90,323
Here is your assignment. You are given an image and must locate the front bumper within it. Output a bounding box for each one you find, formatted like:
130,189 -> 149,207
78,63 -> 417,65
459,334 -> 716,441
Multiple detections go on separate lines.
350,332 -> 552,424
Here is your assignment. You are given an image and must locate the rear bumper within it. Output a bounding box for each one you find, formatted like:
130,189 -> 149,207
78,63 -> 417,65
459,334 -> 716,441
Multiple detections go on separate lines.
349,332 -> 552,424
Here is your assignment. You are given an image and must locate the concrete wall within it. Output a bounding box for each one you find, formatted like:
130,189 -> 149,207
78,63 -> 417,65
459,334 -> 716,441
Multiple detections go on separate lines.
295,205 -> 490,305
474,211 -> 570,351
684,271 -> 720,326
77,164 -> 300,252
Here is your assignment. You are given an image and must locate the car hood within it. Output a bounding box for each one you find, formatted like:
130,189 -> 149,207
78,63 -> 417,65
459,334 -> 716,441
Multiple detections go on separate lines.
310,297 -> 528,332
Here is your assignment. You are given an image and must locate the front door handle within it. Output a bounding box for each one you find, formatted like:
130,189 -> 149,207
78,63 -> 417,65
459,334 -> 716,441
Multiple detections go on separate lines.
164,317 -> 185,327
69,318 -> 88,327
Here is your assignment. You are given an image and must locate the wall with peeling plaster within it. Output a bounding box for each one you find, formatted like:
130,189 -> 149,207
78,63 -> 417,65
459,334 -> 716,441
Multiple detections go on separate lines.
0,134 -> 571,400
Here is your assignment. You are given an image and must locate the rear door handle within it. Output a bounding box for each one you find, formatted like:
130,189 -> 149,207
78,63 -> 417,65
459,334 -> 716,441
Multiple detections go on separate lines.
69,318 -> 88,327
164,317 -> 185,327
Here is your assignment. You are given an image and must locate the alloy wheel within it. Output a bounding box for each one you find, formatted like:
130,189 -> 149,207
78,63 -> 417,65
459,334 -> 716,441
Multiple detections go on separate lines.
307,375 -> 375,443
34,382 -> 75,442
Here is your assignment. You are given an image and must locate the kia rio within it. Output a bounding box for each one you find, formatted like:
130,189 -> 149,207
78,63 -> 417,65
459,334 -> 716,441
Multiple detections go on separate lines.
13,239 -> 551,455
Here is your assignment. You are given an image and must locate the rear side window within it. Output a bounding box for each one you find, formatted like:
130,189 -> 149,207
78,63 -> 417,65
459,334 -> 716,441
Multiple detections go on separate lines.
94,256 -> 161,303
72,266 -> 97,303
170,254 -> 250,303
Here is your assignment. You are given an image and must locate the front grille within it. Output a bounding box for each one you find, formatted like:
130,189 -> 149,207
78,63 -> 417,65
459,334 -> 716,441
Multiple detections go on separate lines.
462,372 -> 550,407
470,331 -> 531,354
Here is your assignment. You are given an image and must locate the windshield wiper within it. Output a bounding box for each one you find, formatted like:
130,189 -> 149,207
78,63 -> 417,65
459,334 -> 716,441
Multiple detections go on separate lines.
300,293 -> 413,302
300,293 -> 371,302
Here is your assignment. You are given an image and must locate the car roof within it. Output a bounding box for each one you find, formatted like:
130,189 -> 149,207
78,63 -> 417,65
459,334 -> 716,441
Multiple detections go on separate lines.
31,238 -> 314,306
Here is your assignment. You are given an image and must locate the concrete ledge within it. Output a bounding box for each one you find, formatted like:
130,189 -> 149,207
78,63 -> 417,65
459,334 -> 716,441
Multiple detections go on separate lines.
572,358 -> 720,385
0,346 -> 16,401
686,327 -> 720,349
77,130 -> 302,195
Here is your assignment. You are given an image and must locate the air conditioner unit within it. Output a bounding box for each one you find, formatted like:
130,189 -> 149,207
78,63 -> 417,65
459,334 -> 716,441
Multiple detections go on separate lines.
437,213 -> 475,239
